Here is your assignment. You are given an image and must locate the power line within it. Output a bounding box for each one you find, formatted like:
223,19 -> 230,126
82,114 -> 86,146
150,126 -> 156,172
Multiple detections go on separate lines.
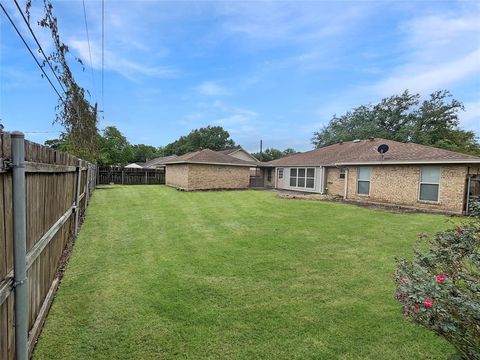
0,3 -> 64,101
12,0 -> 66,94
23,131 -> 62,134
101,0 -> 105,120
82,0 -> 97,103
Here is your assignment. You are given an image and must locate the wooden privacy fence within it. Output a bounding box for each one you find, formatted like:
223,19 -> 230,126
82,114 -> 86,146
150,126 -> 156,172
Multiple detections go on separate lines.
0,131 -> 96,360
97,166 -> 165,185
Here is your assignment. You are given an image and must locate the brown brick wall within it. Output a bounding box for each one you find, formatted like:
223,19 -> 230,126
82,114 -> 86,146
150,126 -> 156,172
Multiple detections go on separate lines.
325,167 -> 345,196
167,163 -> 250,191
345,164 -> 468,214
166,164 -> 189,190
188,164 -> 250,190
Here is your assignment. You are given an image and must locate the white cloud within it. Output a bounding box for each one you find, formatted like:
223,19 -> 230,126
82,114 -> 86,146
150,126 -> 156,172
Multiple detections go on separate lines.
460,100 -> 480,133
195,81 -> 230,96
69,39 -> 178,81
370,49 -> 480,95
216,2 -> 369,45
368,10 -> 480,96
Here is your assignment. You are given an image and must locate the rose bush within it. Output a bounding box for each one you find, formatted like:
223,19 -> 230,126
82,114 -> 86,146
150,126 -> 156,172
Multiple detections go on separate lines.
394,218 -> 480,359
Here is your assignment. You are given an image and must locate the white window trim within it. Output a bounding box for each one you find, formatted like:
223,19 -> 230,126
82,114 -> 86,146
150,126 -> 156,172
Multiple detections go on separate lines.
418,167 -> 441,203
289,167 -> 316,190
356,167 -> 371,196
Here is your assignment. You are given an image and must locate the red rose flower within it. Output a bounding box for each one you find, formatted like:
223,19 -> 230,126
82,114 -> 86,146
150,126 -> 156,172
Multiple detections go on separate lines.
424,298 -> 432,309
436,274 -> 445,283
456,226 -> 462,234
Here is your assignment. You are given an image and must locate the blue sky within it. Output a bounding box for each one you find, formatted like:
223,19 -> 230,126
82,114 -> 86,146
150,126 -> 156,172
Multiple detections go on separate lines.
1,1 -> 479,152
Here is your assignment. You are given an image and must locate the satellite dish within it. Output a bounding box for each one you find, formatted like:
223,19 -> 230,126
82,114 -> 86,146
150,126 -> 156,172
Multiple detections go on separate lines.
377,144 -> 389,154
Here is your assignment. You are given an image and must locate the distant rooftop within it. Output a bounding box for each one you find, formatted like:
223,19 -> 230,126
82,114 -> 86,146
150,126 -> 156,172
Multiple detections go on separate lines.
165,149 -> 253,167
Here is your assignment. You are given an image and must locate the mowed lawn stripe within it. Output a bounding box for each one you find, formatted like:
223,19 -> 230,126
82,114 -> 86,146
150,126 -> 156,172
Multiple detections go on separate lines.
33,186 -> 453,359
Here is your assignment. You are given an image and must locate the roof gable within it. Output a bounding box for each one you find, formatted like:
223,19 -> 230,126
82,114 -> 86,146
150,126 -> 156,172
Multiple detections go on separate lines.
217,147 -> 259,163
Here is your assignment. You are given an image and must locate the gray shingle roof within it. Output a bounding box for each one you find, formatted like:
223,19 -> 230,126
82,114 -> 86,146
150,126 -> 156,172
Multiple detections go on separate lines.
143,155 -> 178,168
268,138 -> 480,166
165,149 -> 254,167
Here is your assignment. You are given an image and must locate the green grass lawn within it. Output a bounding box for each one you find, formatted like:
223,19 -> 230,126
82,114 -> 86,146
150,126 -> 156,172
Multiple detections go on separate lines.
34,186 -> 454,359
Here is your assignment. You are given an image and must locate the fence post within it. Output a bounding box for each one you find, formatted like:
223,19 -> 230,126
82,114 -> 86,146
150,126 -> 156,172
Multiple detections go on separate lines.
122,169 -> 124,185
12,131 -> 28,360
74,159 -> 82,237
84,165 -> 90,211
145,170 -> 148,184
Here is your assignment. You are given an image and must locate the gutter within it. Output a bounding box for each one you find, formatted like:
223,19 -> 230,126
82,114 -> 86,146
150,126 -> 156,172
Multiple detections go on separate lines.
344,168 -> 349,199
335,159 -> 480,166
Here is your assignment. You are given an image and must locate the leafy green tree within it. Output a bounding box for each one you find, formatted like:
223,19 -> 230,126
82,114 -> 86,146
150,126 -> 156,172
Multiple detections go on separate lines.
252,148 -> 297,162
164,126 -> 236,155
282,148 -> 298,157
44,137 -> 70,151
98,126 -> 132,166
27,0 -> 99,162
312,90 -> 480,156
130,144 -> 164,163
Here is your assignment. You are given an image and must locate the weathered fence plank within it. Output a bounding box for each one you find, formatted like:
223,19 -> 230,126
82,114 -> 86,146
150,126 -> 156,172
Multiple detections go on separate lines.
0,132 -> 96,359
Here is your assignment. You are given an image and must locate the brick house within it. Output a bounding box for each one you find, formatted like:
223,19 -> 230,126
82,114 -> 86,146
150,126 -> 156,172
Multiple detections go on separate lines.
267,138 -> 480,214
165,149 -> 253,191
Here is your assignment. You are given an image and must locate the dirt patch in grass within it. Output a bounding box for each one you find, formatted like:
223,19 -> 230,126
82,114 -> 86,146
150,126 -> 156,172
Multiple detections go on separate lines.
275,190 -> 456,215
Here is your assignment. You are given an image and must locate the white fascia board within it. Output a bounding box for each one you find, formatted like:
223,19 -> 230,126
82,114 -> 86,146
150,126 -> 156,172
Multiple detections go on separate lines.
336,159 -> 480,166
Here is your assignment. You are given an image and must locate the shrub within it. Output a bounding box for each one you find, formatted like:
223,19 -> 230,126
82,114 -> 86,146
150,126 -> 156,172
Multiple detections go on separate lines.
468,200 -> 480,218
394,220 -> 480,359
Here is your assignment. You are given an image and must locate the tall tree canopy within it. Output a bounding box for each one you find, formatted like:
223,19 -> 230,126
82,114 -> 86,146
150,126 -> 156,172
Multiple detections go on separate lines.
97,126 -> 133,166
26,0 -> 99,161
312,90 -> 479,156
130,144 -> 164,163
252,148 -> 298,162
163,126 -> 236,155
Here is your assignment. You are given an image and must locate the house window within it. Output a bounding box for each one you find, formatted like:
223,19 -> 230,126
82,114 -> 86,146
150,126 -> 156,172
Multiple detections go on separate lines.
278,168 -> 284,179
419,166 -> 440,202
289,168 -> 315,189
306,168 -> 315,188
339,168 -> 346,179
290,168 -> 297,187
267,169 -> 272,182
357,166 -> 371,195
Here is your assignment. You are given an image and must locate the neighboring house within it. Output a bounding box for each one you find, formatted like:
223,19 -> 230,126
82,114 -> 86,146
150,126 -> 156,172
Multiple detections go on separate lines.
267,138 -> 480,214
125,163 -> 143,168
143,155 -> 178,169
217,147 -> 259,163
218,147 -> 260,177
165,149 -> 253,191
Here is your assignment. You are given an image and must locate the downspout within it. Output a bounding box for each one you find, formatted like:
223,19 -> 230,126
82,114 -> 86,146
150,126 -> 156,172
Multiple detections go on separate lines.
344,167 -> 349,199
274,167 -> 277,189
321,166 -> 326,194
12,131 -> 28,360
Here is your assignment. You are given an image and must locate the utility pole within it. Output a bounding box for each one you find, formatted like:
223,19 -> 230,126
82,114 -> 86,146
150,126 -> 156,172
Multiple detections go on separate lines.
259,139 -> 263,162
